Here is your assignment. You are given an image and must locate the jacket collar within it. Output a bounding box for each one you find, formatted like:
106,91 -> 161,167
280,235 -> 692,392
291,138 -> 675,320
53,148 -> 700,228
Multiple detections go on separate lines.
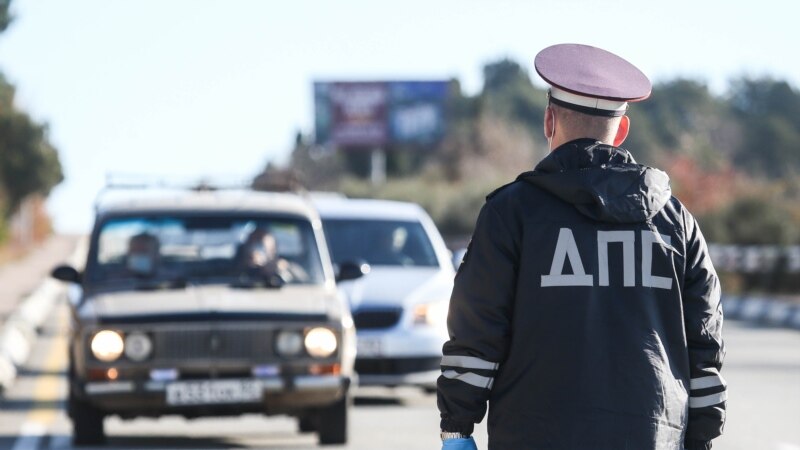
535,138 -> 636,174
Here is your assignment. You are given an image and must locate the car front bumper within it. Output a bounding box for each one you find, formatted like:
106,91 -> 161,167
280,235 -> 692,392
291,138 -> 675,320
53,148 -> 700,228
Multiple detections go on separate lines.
77,375 -> 351,418
354,326 -> 445,388
355,364 -> 439,388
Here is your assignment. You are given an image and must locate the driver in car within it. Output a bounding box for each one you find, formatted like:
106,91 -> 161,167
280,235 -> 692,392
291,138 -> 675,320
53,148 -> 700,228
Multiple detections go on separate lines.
238,227 -> 308,284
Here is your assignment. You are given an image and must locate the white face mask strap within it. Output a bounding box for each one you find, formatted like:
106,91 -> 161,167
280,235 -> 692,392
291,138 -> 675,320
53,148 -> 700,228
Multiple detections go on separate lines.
546,105 -> 556,150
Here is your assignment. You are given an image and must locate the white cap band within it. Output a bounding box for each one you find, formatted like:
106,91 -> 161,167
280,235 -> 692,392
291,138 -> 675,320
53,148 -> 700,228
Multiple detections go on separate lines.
550,87 -> 628,112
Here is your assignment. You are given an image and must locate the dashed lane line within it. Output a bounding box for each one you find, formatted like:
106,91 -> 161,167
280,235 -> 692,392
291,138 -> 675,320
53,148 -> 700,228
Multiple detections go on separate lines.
10,306 -> 68,450
10,422 -> 46,450
46,434 -> 71,450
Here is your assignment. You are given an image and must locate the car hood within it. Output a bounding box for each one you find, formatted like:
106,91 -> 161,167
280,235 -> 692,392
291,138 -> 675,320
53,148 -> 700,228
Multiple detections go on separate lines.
79,284 -> 339,321
340,266 -> 453,310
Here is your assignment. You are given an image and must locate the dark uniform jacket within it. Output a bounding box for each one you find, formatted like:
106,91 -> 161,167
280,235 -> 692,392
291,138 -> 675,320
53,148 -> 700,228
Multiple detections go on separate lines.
438,139 -> 726,450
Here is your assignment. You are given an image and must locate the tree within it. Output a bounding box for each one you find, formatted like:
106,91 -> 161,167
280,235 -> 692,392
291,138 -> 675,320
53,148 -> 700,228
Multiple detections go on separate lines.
285,56 -> 800,249
0,0 -> 11,33
624,79 -> 735,166
0,0 -> 64,242
728,78 -> 800,177
481,59 -> 547,131
0,77 -> 64,214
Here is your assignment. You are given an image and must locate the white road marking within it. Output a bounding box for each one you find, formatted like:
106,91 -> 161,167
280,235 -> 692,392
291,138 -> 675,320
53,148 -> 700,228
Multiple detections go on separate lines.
47,434 -> 71,449
11,422 -> 46,450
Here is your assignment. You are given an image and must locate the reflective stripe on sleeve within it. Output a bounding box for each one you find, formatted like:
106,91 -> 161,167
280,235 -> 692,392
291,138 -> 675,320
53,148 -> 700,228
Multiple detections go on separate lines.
441,355 -> 499,371
441,370 -> 494,389
689,391 -> 728,408
690,374 -> 727,390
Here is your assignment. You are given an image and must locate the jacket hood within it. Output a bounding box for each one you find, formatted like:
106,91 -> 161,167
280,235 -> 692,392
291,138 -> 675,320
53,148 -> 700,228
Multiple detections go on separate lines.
518,139 -> 671,224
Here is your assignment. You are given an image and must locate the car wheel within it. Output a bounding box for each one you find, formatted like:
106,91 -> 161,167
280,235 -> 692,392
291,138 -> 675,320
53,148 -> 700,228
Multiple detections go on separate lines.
316,395 -> 348,445
68,368 -> 106,447
298,416 -> 316,433
70,395 -> 106,446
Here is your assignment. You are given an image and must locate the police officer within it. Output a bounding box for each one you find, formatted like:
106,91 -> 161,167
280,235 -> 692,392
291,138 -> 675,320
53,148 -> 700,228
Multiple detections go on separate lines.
437,44 -> 726,450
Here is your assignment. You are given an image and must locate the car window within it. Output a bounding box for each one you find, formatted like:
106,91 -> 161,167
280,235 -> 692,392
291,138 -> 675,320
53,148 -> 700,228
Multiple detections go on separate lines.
89,215 -> 325,285
322,219 -> 439,267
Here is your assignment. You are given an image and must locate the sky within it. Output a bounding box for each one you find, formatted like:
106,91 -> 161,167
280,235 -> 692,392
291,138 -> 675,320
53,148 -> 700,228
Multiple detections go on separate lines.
0,0 -> 798,233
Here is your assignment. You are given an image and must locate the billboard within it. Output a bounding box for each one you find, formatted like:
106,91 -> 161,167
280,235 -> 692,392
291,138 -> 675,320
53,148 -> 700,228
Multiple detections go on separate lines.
314,81 -> 449,148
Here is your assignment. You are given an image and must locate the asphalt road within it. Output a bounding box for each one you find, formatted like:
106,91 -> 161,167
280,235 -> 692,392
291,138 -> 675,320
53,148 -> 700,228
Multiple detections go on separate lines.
0,300 -> 798,450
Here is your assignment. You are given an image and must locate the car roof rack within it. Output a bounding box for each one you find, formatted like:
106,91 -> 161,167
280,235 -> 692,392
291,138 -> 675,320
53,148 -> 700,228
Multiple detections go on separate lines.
102,173 -> 255,191
95,172 -> 313,212
95,173 -> 253,211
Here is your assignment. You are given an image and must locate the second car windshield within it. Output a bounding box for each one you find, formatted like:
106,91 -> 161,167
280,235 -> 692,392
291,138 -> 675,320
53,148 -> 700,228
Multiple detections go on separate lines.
322,219 -> 439,267
88,215 -> 325,286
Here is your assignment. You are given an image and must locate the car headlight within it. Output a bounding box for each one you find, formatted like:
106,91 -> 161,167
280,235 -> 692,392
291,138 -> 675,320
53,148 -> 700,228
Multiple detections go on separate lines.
276,330 -> 304,356
124,332 -> 152,361
91,330 -> 125,362
304,327 -> 338,358
412,300 -> 449,327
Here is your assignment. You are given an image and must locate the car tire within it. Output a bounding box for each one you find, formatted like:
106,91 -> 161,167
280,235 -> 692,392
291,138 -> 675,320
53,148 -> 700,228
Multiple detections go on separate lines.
70,396 -> 106,446
68,368 -> 106,447
316,395 -> 348,445
298,416 -> 316,433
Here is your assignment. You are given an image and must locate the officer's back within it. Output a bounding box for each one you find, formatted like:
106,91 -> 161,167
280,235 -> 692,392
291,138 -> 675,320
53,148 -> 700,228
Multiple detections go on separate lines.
437,44 -> 725,450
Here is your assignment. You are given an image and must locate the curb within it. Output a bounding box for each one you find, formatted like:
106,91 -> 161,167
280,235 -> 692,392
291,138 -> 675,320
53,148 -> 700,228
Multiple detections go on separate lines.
0,237 -> 87,394
722,295 -> 800,330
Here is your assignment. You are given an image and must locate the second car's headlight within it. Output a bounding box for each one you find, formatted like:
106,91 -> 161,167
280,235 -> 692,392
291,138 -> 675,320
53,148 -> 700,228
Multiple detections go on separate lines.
304,327 -> 338,358
91,330 -> 125,362
412,300 -> 449,327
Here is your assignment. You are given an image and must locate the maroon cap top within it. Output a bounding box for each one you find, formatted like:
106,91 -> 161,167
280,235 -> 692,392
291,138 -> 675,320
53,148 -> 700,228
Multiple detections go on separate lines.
534,43 -> 651,102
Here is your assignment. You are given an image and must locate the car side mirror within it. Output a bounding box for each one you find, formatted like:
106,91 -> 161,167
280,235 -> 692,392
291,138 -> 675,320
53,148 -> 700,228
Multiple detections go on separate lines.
52,264 -> 82,284
336,261 -> 370,282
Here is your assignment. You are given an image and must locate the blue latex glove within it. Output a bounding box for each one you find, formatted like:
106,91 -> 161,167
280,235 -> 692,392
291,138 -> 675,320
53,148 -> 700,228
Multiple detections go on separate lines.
441,437 -> 478,450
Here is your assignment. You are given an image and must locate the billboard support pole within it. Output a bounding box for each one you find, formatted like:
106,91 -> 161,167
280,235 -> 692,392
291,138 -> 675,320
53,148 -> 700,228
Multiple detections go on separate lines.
371,148 -> 386,185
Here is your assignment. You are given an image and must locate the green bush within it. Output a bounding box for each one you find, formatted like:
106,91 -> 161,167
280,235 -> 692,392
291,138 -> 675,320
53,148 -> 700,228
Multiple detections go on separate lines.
697,196 -> 799,245
697,194 -> 800,294
0,196 -> 7,243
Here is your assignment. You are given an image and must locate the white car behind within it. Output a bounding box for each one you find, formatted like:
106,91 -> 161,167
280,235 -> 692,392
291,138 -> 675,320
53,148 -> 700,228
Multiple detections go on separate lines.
314,197 -> 455,391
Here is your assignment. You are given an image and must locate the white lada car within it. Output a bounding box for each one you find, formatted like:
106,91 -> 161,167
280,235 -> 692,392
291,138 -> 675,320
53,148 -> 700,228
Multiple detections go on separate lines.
52,188 -> 360,446
313,197 -> 455,392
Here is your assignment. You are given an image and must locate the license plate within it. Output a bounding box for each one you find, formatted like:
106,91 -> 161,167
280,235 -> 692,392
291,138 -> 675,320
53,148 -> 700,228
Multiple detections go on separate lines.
357,336 -> 382,357
166,380 -> 263,406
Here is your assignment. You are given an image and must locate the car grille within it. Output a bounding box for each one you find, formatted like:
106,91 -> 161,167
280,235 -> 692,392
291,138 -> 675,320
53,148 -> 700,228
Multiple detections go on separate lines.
352,308 -> 403,330
355,357 -> 441,375
153,326 -> 275,360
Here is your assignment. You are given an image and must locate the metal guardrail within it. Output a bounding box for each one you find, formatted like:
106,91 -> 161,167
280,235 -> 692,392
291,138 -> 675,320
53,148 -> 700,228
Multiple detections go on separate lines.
708,244 -> 800,274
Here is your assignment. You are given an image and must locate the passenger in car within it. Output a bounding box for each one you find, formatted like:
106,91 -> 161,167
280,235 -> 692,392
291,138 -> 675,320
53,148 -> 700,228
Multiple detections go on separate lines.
369,227 -> 414,266
238,227 -> 309,284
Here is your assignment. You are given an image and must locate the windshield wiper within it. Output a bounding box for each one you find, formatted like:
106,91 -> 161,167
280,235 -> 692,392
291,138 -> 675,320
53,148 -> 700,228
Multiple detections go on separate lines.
230,272 -> 285,290
133,277 -> 188,291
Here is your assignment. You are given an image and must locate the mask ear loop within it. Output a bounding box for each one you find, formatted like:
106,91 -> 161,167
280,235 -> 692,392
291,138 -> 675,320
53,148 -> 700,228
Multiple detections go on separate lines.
545,90 -> 555,150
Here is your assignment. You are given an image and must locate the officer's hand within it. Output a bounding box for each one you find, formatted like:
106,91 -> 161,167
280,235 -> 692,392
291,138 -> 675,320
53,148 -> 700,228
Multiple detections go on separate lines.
441,436 -> 478,450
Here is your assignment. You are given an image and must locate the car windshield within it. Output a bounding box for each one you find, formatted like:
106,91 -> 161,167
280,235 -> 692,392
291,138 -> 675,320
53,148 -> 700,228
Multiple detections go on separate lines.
88,215 -> 325,286
322,219 -> 439,267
